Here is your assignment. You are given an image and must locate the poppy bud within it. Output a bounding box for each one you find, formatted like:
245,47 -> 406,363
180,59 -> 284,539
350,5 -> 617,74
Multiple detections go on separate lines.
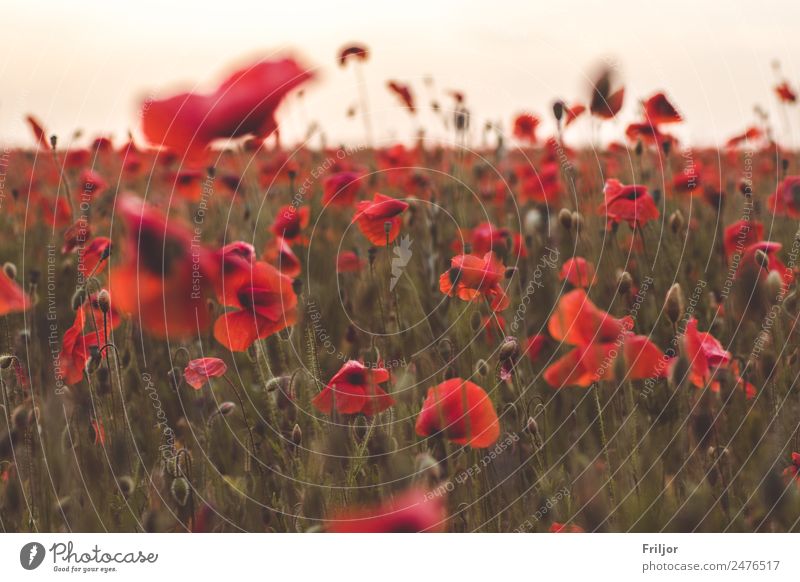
665,283 -> 684,325
766,270 -> 783,300
754,249 -> 770,271
217,401 -> 236,416
291,423 -> 302,446
29,269 -> 40,286
71,287 -> 87,310
85,345 -> 102,375
739,179 -> 753,197
170,477 -> 190,507
558,208 -> 573,230
50,134 -> 58,149
265,376 -> 291,393
617,270 -> 633,295
475,359 -> 489,377
0,354 -> 14,369
499,337 -> 519,360
437,338 -> 453,360
782,158 -> 790,173
118,476 -> 135,498
571,211 -> 582,231
669,209 -> 684,234
3,262 -> 17,280
206,166 -> 217,179
552,100 -> 564,122
524,209 -> 542,237
97,289 -> 111,314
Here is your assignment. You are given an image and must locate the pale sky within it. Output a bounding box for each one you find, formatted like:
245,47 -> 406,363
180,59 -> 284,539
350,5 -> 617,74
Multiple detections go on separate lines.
2,0 -> 800,149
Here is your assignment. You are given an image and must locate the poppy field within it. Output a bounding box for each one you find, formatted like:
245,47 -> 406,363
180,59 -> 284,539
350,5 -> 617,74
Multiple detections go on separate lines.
2,44 -> 800,534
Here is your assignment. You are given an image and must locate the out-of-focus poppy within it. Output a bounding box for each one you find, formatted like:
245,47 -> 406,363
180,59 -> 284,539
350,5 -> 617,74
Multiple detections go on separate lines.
354,193 -> 409,246
643,92 -> 682,124
167,168 -> 205,201
338,44 -> 369,67
214,258 -> 297,352
110,196 -> 219,339
387,80 -> 415,113
564,103 -> 586,127
415,378 -> 500,448
550,522 -> 584,533
264,236 -> 301,277
323,171 -> 363,207
672,163 -> 702,194
726,126 -> 763,149
560,257 -> 595,288
775,81 -> 797,104
272,205 -> 309,244
78,169 -> 108,199
518,162 -> 561,204
78,237 -> 112,278
524,334 -> 548,363
25,114 -> 50,149
784,452 -> 800,487
311,360 -> 394,415
0,269 -> 31,316
336,251 -> 365,273
738,241 -> 793,290
455,222 -> 526,259
57,295 -> 121,386
141,57 -> 313,162
184,357 -> 228,389
512,113 -> 539,144
590,68 -> 624,119
600,179 -> 659,229
439,252 -> 509,312
625,122 -> 675,147
768,175 -> 800,218
723,220 -> 763,259
327,487 -> 446,533
544,289 -> 665,388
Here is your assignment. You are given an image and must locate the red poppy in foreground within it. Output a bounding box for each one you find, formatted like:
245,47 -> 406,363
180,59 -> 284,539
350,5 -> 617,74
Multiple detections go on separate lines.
415,378 -> 500,448
327,487 -> 446,533
353,193 -> 409,246
560,257 -> 595,288
723,220 -> 763,259
58,295 -> 121,386
544,289 -> 665,388
768,175 -> 800,218
184,357 -> 228,389
111,196 -> 218,339
600,179 -> 659,229
440,252 -> 510,312
512,113 -> 540,144
311,360 -> 394,415
643,92 -> 682,124
214,259 -> 298,351
141,57 -> 313,162
0,269 -> 31,316
550,522 -> 584,533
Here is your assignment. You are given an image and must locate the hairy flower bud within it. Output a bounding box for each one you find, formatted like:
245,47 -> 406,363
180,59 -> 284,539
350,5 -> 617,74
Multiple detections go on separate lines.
665,283 -> 685,325
558,208 -> 573,230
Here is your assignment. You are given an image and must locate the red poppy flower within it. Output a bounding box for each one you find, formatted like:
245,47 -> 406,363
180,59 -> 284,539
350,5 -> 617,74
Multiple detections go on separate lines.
415,378 -> 500,448
78,169 -> 108,200
783,452 -> 800,486
271,205 -> 309,243
775,82 -> 797,104
354,193 -> 409,246
625,121 -> 674,146
726,126 -> 763,149
439,252 -> 509,312
213,259 -> 297,352
564,103 -> 586,127
62,220 -> 91,254
78,237 -> 112,278
723,220 -> 763,259
311,360 -> 394,416
512,113 -> 540,144
0,270 -> 31,316
672,164 -> 702,194
141,57 -> 313,162
327,487 -> 446,533
456,222 -> 526,259
739,241 -> 793,289
599,179 -> 659,229
263,237 -> 301,278
589,69 -> 624,119
550,522 -> 584,533
544,289 -> 665,388
768,175 -> 800,218
110,196 -> 219,339
167,169 -> 205,201
518,162 -> 561,204
91,419 -> 106,446
57,295 -> 120,387
338,44 -> 369,67
560,257 -> 595,288
336,251 -> 365,273
184,357 -> 228,389
323,171 -> 363,208
643,92 -> 682,124
387,80 -> 415,113
524,334 -> 548,363
26,114 -> 50,149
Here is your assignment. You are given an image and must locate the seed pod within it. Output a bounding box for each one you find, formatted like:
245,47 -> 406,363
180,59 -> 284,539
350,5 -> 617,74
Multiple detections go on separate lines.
552,100 -> 564,122
118,476 -> 135,498
499,337 -> 520,361
437,338 -> 453,361
617,271 -> 633,295
170,477 -> 190,507
3,262 -> 17,280
558,208 -> 573,230
97,289 -> 111,313
665,283 -> 685,325
217,402 -> 236,416
291,423 -> 302,446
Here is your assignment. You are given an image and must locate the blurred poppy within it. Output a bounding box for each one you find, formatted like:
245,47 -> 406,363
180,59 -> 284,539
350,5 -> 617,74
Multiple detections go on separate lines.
26,114 -> 50,149
643,92 -> 682,124
775,81 -> 797,104
415,378 -> 500,448
784,452 -> 800,486
327,487 -> 445,532
589,68 -> 624,119
439,252 -> 509,312
768,175 -> 800,218
550,522 -> 584,533
560,257 -> 595,288
0,269 -> 31,316
78,169 -> 108,199
272,205 -> 309,243
512,113 -> 539,144
337,251 -> 365,273
184,357 -> 228,389
564,103 -> 586,127
323,171 -> 363,207
354,193 -> 409,246
524,334 -> 548,363
387,80 -> 415,112
264,236 -> 301,277
723,220 -> 763,259
338,44 -> 369,67
78,237 -> 112,278
600,179 -> 659,229
311,360 -> 394,415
